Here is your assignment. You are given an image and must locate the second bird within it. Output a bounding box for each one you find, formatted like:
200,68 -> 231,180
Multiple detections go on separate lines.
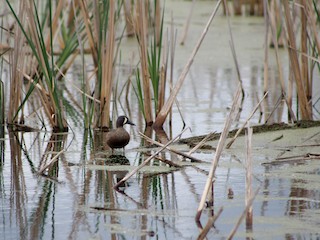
106,115 -> 135,154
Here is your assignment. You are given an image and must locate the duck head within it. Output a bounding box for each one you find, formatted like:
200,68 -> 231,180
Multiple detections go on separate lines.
116,116 -> 135,128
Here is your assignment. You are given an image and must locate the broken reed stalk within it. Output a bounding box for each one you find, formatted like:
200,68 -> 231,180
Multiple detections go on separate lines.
38,149 -> 66,174
114,128 -> 188,190
282,0 -> 312,120
245,126 -> 253,231
226,91 -> 268,149
197,207 -> 223,240
139,131 -> 206,163
227,188 -> 260,240
153,0 -> 222,129
179,0 -> 195,45
136,0 -> 153,125
196,85 -> 242,222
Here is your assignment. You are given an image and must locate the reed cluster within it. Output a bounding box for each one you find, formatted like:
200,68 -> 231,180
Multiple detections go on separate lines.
0,0 -> 166,132
1,0 -> 319,133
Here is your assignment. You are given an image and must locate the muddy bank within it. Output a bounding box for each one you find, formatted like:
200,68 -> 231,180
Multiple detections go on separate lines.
179,120 -> 320,147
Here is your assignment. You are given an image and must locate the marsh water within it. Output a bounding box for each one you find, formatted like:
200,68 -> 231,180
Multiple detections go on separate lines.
2,1 -> 320,240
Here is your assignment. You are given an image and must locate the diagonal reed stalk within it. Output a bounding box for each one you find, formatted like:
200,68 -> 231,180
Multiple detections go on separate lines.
196,84 -> 242,222
153,0 -> 222,129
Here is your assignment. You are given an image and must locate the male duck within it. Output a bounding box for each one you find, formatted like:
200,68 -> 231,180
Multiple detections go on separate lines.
106,116 -> 135,153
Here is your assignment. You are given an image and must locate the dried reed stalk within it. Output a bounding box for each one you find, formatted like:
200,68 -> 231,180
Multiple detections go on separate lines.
154,0 -> 161,46
188,132 -> 215,155
197,207 -> 223,240
38,149 -> 66,174
157,31 -> 169,115
196,85 -> 242,221
139,131 -> 205,163
78,0 -> 98,65
136,0 -> 153,125
100,0 -> 115,127
153,0 -> 222,129
245,126 -> 253,231
7,1 -> 25,124
283,0 -> 312,120
300,1 -> 309,107
114,128 -> 188,190
226,91 -> 268,149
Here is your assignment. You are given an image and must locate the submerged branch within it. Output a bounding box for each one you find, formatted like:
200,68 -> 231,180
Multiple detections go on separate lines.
139,131 -> 206,163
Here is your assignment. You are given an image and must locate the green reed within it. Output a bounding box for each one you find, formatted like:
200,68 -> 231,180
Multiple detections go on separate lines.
5,0 -> 74,131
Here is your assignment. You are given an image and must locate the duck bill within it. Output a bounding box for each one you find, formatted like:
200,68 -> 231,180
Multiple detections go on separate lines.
127,119 -> 135,126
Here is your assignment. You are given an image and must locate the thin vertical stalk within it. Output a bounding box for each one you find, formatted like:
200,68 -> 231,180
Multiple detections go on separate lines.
7,0 -> 25,124
137,0 -> 153,125
100,0 -> 115,127
263,0 -> 269,94
283,0 -> 312,120
300,1 -> 310,109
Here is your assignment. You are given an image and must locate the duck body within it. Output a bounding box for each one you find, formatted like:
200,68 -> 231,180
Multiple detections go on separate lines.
106,116 -> 135,152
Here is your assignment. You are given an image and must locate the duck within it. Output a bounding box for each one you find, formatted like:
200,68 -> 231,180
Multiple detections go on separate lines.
106,115 -> 135,154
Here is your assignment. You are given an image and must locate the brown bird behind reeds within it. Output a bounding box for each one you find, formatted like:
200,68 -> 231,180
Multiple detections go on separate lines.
106,116 -> 135,154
